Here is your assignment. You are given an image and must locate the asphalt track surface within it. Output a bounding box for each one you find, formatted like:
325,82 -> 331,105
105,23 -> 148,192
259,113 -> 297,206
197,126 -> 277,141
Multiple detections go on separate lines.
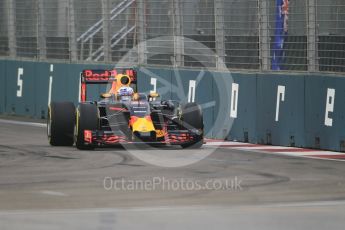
1,117 -> 345,229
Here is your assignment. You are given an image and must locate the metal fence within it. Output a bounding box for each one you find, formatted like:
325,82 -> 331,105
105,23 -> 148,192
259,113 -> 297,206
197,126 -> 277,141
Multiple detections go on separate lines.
0,0 -> 344,72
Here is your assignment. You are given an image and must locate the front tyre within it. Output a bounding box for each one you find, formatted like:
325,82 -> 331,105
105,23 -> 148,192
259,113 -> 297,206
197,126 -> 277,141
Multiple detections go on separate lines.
180,102 -> 204,149
75,104 -> 99,150
47,102 -> 76,146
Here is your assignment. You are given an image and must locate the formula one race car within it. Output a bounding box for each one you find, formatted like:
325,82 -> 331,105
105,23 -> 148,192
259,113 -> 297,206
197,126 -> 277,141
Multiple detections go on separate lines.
47,69 -> 204,150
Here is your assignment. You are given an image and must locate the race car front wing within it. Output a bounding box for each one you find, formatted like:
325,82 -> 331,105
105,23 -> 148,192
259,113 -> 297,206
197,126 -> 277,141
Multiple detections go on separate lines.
83,129 -> 201,146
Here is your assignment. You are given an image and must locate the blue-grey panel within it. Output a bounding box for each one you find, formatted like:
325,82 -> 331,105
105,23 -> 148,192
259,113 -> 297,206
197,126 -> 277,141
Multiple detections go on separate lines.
49,64 -> 75,105
136,67 -> 172,100
0,60 -> 5,113
256,74 -> 305,147
50,63 -> 74,103
305,75 -> 345,151
171,69 -> 214,137
227,73 -> 257,143
171,69 -> 216,137
212,72 -> 234,139
34,62 -> 50,118
5,60 -> 36,116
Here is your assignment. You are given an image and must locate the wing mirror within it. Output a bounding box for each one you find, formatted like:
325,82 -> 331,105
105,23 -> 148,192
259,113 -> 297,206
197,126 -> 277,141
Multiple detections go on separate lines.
100,93 -> 113,99
148,92 -> 160,101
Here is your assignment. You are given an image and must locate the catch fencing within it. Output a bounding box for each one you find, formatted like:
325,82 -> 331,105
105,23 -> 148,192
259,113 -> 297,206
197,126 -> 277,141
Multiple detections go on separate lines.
0,0 -> 344,73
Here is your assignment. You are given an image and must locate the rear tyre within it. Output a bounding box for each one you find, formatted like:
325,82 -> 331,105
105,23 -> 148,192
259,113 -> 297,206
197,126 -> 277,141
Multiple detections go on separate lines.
75,104 -> 99,150
180,102 -> 204,149
48,102 -> 75,146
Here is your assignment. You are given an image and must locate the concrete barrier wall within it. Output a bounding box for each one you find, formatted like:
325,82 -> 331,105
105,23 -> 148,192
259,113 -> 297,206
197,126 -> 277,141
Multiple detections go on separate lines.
256,74 -> 305,147
5,60 -> 36,116
227,73 -> 257,143
0,60 -> 5,114
1,60 -> 345,152
305,75 -> 345,151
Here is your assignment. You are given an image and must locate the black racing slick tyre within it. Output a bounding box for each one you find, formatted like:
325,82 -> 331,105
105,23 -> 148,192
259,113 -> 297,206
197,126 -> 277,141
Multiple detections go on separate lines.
47,102 -> 76,146
75,104 -> 99,150
180,102 -> 204,149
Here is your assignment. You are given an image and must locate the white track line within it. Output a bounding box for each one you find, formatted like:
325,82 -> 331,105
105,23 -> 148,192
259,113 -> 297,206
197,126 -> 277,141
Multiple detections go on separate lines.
233,146 -> 297,150
204,141 -> 345,162
277,151 -> 344,156
0,119 -> 46,128
1,200 -> 345,216
205,141 -> 254,146
39,190 -> 68,197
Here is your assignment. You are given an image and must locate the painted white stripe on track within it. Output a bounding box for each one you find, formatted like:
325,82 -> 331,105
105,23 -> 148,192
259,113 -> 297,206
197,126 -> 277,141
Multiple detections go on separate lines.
232,146 -> 298,150
0,119 -> 46,128
39,190 -> 68,197
277,151 -> 345,156
205,142 -> 249,146
1,200 -> 345,216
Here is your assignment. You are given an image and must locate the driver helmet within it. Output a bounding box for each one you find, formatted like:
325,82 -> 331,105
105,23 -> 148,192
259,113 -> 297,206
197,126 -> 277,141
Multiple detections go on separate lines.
117,86 -> 134,102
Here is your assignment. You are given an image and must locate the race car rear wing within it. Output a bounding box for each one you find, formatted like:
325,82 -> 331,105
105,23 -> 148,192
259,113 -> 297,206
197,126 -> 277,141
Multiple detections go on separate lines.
80,68 -> 137,102
81,69 -> 137,84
